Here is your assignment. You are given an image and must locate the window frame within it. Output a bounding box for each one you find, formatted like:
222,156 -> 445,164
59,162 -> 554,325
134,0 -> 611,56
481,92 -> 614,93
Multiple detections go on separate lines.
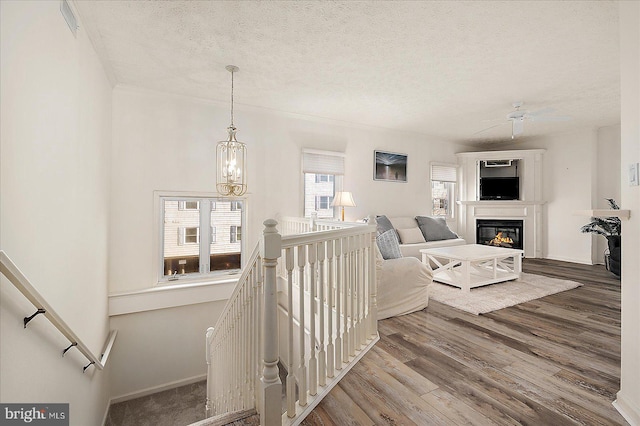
155,191 -> 246,285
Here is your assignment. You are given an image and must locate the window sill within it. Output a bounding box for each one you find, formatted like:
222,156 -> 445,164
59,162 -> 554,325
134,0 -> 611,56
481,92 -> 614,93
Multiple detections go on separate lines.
109,276 -> 239,316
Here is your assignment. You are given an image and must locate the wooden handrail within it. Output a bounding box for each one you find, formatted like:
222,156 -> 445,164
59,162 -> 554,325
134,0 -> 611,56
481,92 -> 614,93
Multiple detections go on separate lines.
0,250 -> 117,372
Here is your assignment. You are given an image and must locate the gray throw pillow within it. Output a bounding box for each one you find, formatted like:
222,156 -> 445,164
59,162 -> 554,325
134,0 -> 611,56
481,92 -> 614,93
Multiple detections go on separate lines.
376,229 -> 403,260
375,215 -> 395,236
415,216 -> 458,241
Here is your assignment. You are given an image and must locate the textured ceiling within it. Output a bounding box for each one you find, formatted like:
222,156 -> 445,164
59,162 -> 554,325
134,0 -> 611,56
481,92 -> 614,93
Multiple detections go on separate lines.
75,0 -> 620,145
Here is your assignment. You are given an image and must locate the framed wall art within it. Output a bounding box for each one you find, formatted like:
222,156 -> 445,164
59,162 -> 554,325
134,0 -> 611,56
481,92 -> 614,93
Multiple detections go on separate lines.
374,150 -> 407,182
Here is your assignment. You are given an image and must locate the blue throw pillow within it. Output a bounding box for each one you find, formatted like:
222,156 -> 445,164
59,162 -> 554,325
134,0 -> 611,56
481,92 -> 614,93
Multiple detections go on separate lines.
415,216 -> 458,241
376,229 -> 403,260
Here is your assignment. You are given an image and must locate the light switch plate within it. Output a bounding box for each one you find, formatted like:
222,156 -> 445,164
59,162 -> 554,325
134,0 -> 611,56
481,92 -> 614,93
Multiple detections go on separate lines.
630,162 -> 640,186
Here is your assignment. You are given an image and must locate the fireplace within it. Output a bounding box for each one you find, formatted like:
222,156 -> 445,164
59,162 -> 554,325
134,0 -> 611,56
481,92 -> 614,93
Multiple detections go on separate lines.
476,219 -> 523,250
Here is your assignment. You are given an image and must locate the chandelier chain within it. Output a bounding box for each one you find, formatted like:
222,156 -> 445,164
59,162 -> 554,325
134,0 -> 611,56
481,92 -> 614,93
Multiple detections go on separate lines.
230,69 -> 234,127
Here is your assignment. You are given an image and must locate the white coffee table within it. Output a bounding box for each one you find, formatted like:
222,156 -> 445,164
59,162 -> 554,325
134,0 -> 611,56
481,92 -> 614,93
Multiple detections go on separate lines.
421,244 -> 524,292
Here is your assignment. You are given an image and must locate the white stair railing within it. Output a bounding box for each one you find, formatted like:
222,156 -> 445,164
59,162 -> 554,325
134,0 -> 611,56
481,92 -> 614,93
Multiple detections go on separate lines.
204,217 -> 378,425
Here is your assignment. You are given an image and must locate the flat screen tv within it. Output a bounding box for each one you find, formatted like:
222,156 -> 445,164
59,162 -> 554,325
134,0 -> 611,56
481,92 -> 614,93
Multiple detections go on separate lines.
480,177 -> 520,200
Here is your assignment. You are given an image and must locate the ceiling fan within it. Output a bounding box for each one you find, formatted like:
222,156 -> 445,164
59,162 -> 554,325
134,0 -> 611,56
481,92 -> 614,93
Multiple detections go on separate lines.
474,102 -> 572,139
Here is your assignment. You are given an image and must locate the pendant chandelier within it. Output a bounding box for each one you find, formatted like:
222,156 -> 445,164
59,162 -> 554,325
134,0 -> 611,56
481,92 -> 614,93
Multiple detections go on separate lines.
216,65 -> 247,196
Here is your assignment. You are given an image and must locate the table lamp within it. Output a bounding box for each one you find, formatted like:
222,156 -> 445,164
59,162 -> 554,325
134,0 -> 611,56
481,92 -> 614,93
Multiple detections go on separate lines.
331,192 -> 356,221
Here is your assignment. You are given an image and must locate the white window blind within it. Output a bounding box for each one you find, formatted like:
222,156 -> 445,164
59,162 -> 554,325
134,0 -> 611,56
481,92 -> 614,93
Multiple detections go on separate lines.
431,164 -> 457,182
303,150 -> 345,175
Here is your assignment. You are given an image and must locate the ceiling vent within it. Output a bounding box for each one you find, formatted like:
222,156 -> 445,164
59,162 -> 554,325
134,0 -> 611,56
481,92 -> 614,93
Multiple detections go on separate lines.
60,0 -> 78,37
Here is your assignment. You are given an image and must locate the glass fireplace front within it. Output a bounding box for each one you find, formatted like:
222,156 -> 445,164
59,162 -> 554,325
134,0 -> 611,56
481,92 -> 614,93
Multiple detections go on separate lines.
476,219 -> 523,250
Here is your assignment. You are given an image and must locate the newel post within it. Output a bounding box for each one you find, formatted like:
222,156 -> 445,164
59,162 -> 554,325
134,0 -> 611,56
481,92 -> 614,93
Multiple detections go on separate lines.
260,219 -> 282,426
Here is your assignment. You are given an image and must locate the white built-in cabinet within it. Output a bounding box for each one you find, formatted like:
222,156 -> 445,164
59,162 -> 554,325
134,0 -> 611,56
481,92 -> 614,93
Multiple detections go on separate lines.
456,149 -> 546,258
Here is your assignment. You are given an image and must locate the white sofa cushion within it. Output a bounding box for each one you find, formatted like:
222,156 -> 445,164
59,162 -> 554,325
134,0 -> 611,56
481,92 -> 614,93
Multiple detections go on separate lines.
388,216 -> 419,230
396,227 -> 426,244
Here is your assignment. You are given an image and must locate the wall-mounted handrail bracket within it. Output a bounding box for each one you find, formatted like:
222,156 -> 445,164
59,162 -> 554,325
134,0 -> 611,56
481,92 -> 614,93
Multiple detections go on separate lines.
24,308 -> 46,328
62,342 -> 78,357
83,361 -> 95,373
1,250 -> 118,373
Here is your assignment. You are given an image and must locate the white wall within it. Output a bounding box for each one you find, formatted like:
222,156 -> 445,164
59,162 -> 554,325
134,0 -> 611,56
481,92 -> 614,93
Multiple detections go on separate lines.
109,87 -> 464,294
595,125 -> 622,262
108,301 -> 225,399
0,1 -> 112,425
502,129 -> 602,264
615,1 -> 640,423
107,87 -> 464,397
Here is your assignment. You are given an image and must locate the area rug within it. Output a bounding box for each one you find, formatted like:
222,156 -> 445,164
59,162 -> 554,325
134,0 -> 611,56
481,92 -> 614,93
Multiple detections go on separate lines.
429,272 -> 582,315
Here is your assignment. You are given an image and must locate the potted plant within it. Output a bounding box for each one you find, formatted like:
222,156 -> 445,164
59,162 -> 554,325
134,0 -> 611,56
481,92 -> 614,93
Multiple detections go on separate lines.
580,198 -> 621,277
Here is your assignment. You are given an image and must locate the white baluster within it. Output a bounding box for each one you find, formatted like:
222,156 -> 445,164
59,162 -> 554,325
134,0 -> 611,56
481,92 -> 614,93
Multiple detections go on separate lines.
233,301 -> 239,410
255,257 -> 264,415
351,235 -> 362,355
308,243 -> 318,396
285,247 -> 296,418
358,234 -> 366,349
349,237 -> 358,356
326,239 -> 335,378
297,245 -> 308,407
243,285 -> 251,408
206,327 -> 214,417
343,236 -> 350,363
335,238 -> 343,371
317,240 -> 327,387
368,226 -> 378,339
248,269 -> 255,406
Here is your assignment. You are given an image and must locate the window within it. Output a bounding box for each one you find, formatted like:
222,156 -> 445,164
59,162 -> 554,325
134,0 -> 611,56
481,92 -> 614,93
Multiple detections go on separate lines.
315,174 -> 334,183
181,227 -> 199,244
160,195 -> 244,282
315,195 -> 333,210
303,150 -> 345,218
431,163 -> 457,218
179,201 -> 199,210
230,226 -> 242,243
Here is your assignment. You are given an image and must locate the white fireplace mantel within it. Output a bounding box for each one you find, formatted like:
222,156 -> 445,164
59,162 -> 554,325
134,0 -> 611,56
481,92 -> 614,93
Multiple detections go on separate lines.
456,149 -> 546,258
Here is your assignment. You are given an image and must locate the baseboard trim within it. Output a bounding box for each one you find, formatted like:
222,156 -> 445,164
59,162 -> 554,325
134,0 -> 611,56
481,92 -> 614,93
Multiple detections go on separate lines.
614,390 -> 640,426
543,255 -> 593,265
110,373 -> 207,405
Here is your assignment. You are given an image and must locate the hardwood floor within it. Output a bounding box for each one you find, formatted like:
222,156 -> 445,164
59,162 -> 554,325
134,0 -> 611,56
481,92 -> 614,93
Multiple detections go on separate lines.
301,259 -> 626,425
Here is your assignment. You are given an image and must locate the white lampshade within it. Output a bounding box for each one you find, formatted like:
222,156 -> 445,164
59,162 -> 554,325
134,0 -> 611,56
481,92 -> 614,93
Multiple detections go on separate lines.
331,192 -> 356,221
331,191 -> 356,207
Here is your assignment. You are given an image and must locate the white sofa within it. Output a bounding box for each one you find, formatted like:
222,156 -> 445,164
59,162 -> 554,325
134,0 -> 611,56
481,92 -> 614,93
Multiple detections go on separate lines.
387,216 -> 466,259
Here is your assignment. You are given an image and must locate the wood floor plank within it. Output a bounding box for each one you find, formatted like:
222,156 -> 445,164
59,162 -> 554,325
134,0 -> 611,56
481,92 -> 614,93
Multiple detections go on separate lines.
299,384 -> 374,426
364,345 -> 439,396
421,388 -> 503,426
297,259 -> 627,426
